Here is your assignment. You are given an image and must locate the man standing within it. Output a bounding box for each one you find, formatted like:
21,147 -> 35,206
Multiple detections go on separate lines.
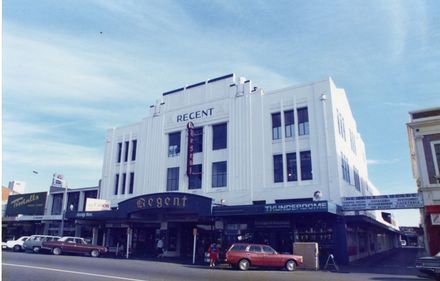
156,238 -> 164,258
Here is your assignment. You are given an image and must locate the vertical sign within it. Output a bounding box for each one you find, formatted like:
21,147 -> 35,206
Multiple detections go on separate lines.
187,122 -> 194,176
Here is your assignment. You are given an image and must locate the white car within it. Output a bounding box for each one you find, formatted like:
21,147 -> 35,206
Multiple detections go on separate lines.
2,242 -> 7,250
5,236 -> 30,251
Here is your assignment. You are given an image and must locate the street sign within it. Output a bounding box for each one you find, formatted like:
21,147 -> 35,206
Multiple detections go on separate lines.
341,193 -> 423,211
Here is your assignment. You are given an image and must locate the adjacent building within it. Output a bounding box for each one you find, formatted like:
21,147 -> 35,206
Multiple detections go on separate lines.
67,74 -> 399,264
407,107 -> 440,255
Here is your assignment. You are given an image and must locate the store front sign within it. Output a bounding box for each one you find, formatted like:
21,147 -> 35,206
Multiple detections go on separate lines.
176,108 -> 214,123
5,192 -> 47,216
264,201 -> 328,213
85,198 -> 111,211
341,193 -> 423,211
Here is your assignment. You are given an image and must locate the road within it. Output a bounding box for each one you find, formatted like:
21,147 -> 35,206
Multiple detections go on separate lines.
1,249 -> 428,281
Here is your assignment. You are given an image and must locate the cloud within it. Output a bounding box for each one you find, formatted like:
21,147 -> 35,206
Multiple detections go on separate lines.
367,158 -> 401,165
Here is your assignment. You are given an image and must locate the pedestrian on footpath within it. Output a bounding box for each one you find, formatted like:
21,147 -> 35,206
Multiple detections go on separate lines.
156,237 -> 164,258
208,242 -> 219,267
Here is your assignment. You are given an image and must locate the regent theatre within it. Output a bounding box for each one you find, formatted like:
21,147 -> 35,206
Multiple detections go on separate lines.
67,74 -> 405,265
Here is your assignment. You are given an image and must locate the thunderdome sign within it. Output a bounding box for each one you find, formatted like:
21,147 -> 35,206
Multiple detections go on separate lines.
341,193 -> 424,211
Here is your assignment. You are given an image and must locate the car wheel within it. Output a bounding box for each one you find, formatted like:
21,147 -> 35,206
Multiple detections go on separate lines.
53,247 -> 62,255
90,249 -> 100,257
285,260 -> 297,271
33,247 -> 41,253
238,259 -> 250,271
13,245 -> 21,252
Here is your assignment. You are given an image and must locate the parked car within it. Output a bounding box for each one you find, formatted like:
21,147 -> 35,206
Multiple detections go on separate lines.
5,236 -> 30,252
2,242 -> 7,250
42,236 -> 108,257
225,243 -> 303,271
23,235 -> 60,253
416,251 -> 440,281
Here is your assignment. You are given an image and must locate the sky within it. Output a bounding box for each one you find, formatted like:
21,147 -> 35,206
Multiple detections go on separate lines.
2,0 -> 440,226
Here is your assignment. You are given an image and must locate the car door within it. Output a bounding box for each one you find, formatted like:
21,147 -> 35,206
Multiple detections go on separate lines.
248,245 -> 264,266
263,245 -> 283,267
63,238 -> 76,253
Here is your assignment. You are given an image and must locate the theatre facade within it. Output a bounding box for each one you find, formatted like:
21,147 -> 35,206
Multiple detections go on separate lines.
69,74 -> 400,264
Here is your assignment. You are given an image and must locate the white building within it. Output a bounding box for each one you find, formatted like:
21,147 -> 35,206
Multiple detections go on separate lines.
77,74 -> 398,263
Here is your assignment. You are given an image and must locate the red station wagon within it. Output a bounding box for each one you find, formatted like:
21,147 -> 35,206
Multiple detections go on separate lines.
225,243 -> 303,271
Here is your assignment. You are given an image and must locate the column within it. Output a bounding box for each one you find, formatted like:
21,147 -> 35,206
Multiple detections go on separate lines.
92,227 -> 98,245
333,216 -> 349,265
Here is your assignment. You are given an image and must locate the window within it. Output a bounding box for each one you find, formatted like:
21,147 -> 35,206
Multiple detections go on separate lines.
433,142 -> 440,175
284,110 -> 294,138
168,132 -> 181,157
189,164 -> 202,189
341,153 -> 350,183
272,113 -> 281,140
354,168 -> 360,191
167,167 -> 179,191
298,107 -> 309,136
117,142 -> 122,163
286,152 -> 297,181
212,161 -> 227,187
262,246 -> 276,254
230,244 -> 247,251
273,154 -> 283,183
300,151 -> 312,180
129,172 -> 134,194
114,174 -> 119,195
249,245 -> 262,253
131,140 -> 137,161
51,194 -> 63,215
121,173 -> 127,194
67,192 -> 80,212
213,123 -> 227,150
350,131 -> 356,154
337,111 -> 346,140
124,141 -> 129,162
193,128 -> 203,153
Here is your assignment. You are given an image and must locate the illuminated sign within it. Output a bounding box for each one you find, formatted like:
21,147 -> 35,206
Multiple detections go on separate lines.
5,192 -> 47,216
187,122 -> 194,176
341,193 -> 423,211
85,198 -> 111,211
177,108 -> 214,123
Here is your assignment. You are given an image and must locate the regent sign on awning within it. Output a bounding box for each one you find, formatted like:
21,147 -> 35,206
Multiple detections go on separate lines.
5,192 -> 47,216
341,193 -> 423,211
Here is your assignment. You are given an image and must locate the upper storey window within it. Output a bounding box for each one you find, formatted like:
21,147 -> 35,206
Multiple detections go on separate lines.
193,128 -> 203,153
124,141 -> 129,162
168,132 -> 181,157
213,123 -> 227,150
272,113 -> 281,140
297,107 -> 309,136
284,110 -> 294,138
131,140 -> 137,161
117,142 -> 122,163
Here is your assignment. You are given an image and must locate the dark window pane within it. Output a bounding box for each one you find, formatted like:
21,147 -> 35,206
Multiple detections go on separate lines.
286,152 -> 297,181
272,113 -> 281,140
132,140 -> 137,161
167,167 -> 179,191
121,173 -> 127,194
129,172 -> 134,194
189,164 -> 202,189
300,151 -> 312,180
273,154 -> 283,183
284,110 -> 294,138
298,107 -> 309,136
213,123 -> 227,150
435,144 -> 440,174
124,141 -> 129,162
114,174 -> 119,195
51,194 -> 63,215
168,132 -> 181,157
212,161 -> 227,187
117,143 -> 122,163
67,192 -> 80,212
193,128 -> 203,153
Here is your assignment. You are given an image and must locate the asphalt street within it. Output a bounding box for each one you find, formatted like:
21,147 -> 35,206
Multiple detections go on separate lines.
1,249 -> 429,281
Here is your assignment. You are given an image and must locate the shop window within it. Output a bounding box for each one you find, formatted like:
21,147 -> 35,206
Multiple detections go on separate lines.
168,132 -> 181,157
117,142 -> 122,163
121,173 -> 127,194
212,161 -> 227,187
129,172 -> 135,194
167,167 -> 179,191
131,140 -> 137,161
272,113 -> 281,140
298,107 -> 309,136
189,164 -> 202,189
284,110 -> 294,138
193,128 -> 203,153
300,151 -> 312,180
286,152 -> 297,181
273,154 -> 283,183
213,123 -> 227,150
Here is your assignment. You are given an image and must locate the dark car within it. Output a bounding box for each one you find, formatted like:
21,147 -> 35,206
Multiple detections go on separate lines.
416,252 -> 440,281
42,236 -> 108,257
225,243 -> 303,271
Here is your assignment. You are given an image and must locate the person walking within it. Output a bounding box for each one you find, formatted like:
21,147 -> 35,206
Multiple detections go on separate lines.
208,242 -> 219,267
156,237 -> 164,258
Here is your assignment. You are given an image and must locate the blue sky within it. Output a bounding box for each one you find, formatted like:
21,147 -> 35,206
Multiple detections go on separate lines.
3,0 -> 439,226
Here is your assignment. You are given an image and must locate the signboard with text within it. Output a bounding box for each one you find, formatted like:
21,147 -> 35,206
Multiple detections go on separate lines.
342,193 -> 423,211
85,198 -> 111,212
5,192 -> 47,216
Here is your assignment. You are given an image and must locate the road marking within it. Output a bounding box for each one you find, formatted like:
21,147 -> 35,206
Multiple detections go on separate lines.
3,263 -> 148,281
